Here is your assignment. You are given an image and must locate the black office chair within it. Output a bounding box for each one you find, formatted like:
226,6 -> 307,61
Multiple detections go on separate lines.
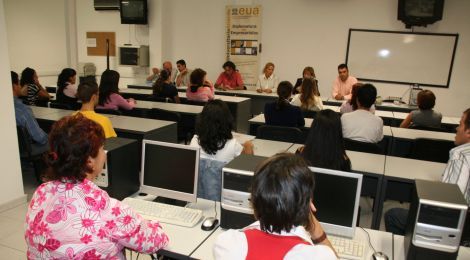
150,108 -> 192,144
410,124 -> 449,133
45,86 -> 57,94
183,99 -> 207,106
256,125 -> 303,143
344,138 -> 383,155
16,126 -> 47,182
146,96 -> 172,103
410,138 -> 455,163
49,101 -> 79,110
302,110 -> 317,119
95,108 -> 122,116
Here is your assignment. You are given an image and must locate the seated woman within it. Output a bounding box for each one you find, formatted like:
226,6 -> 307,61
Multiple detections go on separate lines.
97,70 -> 136,110
293,66 -> 319,95
264,81 -> 305,127
340,83 -> 375,114
256,62 -> 279,94
400,89 -> 442,128
152,70 -> 180,103
297,109 -> 352,171
190,99 -> 253,162
214,153 -> 337,259
290,78 -> 323,112
56,68 -> 78,105
25,114 -> 168,258
186,68 -> 215,102
21,67 -> 51,105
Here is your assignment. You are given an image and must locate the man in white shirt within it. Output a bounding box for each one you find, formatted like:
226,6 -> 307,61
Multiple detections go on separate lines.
341,84 -> 383,143
385,108 -> 470,239
332,63 -> 358,100
175,59 -> 191,87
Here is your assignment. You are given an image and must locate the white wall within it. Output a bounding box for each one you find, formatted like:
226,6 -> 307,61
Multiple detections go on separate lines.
4,0 -> 68,86
0,0 -> 26,208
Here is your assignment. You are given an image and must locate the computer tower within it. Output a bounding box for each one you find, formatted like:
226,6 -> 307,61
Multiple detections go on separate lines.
94,137 -> 140,200
405,179 -> 468,260
220,154 -> 266,229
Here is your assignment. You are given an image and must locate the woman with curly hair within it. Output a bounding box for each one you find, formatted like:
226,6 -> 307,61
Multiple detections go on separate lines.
25,114 -> 168,259
190,99 -> 253,162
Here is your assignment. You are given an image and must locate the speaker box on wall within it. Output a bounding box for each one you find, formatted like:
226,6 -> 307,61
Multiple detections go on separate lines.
398,0 -> 445,28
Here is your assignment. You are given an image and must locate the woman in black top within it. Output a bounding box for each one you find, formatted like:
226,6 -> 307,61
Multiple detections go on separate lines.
297,109 -> 352,171
152,70 -> 180,103
264,81 -> 305,127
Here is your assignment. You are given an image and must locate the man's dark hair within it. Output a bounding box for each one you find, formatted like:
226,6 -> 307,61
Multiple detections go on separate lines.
223,61 -> 236,70
251,153 -> 315,233
417,90 -> 436,110
338,63 -> 348,70
356,83 -> 377,108
76,82 -> 98,103
20,67 -> 36,86
464,108 -> 470,130
176,59 -> 186,66
11,71 -> 19,86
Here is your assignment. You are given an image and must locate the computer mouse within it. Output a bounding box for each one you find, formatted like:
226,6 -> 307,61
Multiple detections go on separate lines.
372,251 -> 389,260
201,217 -> 219,231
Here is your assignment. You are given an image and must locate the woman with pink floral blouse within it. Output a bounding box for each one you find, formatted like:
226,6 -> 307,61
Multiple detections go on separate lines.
24,114 -> 168,259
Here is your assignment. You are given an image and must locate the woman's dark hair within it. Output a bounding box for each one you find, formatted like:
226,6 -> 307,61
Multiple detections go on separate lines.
20,67 -> 36,86
153,69 -> 170,95
98,70 -> 120,105
190,68 -> 207,93
195,100 -> 234,155
57,68 -> 77,94
45,114 -> 105,182
348,83 -> 364,111
463,108 -> 470,130
11,71 -> 19,86
276,81 -> 293,110
222,61 -> 236,70
417,90 -> 436,110
251,153 -> 315,233
76,82 -> 99,103
299,78 -> 320,110
301,109 -> 351,171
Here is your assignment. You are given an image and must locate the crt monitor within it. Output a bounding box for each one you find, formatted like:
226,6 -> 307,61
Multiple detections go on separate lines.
310,167 -> 363,238
140,140 -> 200,204
120,0 -> 148,24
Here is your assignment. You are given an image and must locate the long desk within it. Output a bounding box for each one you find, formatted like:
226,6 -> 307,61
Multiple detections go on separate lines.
393,235 -> 470,260
251,138 -> 294,157
373,156 -> 446,229
191,227 -> 393,260
121,88 -> 251,133
389,127 -> 455,157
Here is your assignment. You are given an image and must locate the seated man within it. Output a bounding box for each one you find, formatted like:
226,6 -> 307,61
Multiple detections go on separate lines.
11,71 -> 48,154
175,59 -> 191,87
214,153 -> 336,259
385,108 -> 470,240
75,82 -> 117,138
341,83 -> 383,143
331,63 -> 357,100
146,61 -> 178,83
215,61 -> 244,90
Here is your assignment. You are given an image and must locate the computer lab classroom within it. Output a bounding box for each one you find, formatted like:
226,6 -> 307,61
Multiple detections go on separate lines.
1,0 -> 469,259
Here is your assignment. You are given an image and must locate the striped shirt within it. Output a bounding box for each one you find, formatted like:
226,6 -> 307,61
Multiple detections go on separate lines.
442,142 -> 470,204
26,83 -> 40,105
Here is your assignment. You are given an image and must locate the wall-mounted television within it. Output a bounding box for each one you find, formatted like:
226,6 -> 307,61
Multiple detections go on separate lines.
120,0 -> 148,24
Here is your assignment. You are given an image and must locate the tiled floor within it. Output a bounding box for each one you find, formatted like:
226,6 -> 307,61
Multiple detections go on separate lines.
0,162 -> 408,259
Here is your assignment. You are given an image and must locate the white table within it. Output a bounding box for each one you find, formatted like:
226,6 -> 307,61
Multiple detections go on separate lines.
191,227 -> 393,260
252,138 -> 294,157
109,115 -> 175,133
393,111 -> 460,126
31,106 -> 72,117
393,235 -> 470,260
135,100 -> 203,114
384,156 -> 446,181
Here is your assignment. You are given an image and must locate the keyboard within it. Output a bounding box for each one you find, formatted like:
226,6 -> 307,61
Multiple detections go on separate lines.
329,235 -> 367,260
122,197 -> 203,227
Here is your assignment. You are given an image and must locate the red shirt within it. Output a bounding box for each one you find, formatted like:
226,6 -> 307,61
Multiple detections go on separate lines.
215,71 -> 244,90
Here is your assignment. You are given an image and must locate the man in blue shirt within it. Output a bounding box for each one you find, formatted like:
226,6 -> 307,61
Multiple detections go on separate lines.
11,71 -> 48,152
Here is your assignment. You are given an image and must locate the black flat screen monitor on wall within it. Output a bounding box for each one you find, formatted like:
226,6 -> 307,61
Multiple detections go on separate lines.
120,0 -> 147,24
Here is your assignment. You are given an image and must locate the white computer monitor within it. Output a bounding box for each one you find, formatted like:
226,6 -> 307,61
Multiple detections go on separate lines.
309,167 -> 363,238
140,140 -> 200,203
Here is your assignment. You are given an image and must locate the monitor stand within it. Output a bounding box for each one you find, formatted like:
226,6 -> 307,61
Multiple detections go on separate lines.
154,196 -> 188,207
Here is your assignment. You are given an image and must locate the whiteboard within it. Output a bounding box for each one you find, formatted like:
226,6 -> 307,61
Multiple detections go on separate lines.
346,29 -> 458,88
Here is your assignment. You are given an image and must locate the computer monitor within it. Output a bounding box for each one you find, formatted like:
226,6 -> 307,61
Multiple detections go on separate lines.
140,140 -> 200,204
310,167 -> 363,238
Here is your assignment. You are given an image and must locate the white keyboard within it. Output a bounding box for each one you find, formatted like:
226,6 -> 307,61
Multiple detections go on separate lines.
122,197 -> 203,227
329,235 -> 367,260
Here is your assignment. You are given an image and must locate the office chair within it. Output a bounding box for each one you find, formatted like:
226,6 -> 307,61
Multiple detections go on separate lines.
197,158 -> 226,201
45,86 -> 57,94
344,138 -> 383,155
302,110 -> 317,119
95,108 -> 122,116
16,126 -> 47,182
49,101 -> 77,110
411,138 -> 455,163
256,125 -> 303,143
183,99 -> 207,106
410,124 -> 449,133
150,108 -> 192,144
146,96 -> 171,103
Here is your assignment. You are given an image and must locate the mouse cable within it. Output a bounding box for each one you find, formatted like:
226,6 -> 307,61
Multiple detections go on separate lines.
360,227 -> 377,254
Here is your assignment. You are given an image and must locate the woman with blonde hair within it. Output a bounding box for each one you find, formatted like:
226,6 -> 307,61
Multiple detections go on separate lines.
256,62 -> 279,93
291,78 -> 323,111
